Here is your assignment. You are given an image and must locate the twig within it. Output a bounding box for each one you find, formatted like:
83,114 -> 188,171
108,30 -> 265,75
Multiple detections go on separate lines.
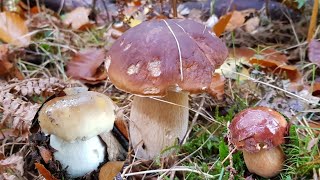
123,166 -> 215,179
225,71 -> 320,105
181,96 -> 205,144
162,20 -> 184,81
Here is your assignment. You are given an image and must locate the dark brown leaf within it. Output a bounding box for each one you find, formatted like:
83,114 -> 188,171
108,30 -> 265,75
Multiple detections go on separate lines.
99,161 -> 124,180
35,163 -> 58,180
66,48 -> 107,84
249,58 -> 300,82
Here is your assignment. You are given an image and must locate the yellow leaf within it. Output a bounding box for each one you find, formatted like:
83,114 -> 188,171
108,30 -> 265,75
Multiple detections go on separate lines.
0,12 -> 30,46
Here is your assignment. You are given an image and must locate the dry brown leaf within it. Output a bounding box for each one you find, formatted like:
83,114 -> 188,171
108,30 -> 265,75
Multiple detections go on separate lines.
35,163 -> 58,180
311,82 -> 320,96
66,48 -> 108,84
37,146 -> 52,164
63,7 -> 92,30
213,12 -> 232,36
207,73 -> 225,100
115,118 -> 129,141
99,161 -> 124,180
230,47 -> 288,63
249,58 -> 301,82
309,40 -> 320,66
0,12 -> 30,46
225,11 -> 246,31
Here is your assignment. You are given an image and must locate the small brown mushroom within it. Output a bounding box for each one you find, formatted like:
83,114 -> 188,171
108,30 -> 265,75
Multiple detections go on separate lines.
106,19 -> 228,159
229,107 -> 288,178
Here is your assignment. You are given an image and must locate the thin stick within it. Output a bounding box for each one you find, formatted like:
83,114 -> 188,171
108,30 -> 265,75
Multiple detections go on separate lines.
162,20 -> 184,81
226,71 -> 320,105
124,166 -> 215,178
182,97 -> 205,144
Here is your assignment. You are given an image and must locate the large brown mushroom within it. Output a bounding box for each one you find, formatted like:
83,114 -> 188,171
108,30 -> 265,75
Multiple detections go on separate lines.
106,19 -> 228,159
229,107 -> 288,178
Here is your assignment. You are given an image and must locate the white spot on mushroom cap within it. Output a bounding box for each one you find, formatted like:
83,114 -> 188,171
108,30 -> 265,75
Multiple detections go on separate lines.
147,60 -> 161,77
104,56 -> 111,72
143,87 -> 160,94
123,43 -> 132,51
127,63 -> 141,75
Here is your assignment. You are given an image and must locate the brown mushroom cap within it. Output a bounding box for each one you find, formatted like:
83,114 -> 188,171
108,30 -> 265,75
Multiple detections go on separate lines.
106,19 -> 228,97
229,107 -> 288,153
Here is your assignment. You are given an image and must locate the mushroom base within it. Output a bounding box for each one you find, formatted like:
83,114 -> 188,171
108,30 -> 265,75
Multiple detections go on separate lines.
130,91 -> 189,159
243,146 -> 285,178
50,135 -> 106,178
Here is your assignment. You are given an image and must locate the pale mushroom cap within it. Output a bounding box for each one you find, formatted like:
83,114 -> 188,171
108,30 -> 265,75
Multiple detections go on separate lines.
39,91 -> 115,142
106,19 -> 228,97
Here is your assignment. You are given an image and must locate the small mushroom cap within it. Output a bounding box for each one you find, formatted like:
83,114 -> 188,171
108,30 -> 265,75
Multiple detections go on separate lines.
229,107 -> 288,153
106,19 -> 228,97
39,90 -> 115,142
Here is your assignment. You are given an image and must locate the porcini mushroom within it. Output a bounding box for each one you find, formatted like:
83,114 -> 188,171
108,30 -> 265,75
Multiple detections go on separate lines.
106,19 -> 228,159
229,107 -> 288,178
38,87 -> 116,178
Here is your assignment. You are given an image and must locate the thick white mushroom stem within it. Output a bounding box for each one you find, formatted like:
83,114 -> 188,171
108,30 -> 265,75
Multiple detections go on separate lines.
130,91 -> 189,159
243,146 -> 285,178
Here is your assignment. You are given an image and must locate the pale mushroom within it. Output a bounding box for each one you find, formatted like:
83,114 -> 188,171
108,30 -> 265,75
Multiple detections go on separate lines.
229,107 -> 288,178
38,87 -> 116,178
106,19 -> 228,159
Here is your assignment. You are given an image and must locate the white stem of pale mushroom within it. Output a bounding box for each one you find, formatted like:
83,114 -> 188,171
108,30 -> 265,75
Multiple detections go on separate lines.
130,91 -> 189,159
243,146 -> 285,178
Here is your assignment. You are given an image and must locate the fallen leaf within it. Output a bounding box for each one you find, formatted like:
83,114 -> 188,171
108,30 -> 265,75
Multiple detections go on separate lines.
207,73 -> 225,100
308,40 -> 320,66
35,163 -> 58,180
99,132 -> 127,161
311,82 -> 320,96
115,117 -> 129,141
215,58 -> 249,82
0,154 -> 24,176
230,47 -> 288,63
66,48 -> 107,84
0,12 -> 30,46
245,17 -> 260,33
99,161 -> 124,180
63,7 -> 92,30
225,10 -> 246,31
249,58 -> 301,81
37,146 -> 52,164
213,12 -> 232,36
